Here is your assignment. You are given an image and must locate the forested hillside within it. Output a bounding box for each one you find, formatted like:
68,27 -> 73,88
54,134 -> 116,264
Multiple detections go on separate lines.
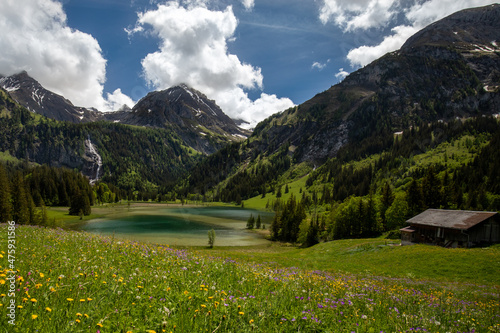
179,116 -> 500,245
0,88 -> 199,195
0,162 -> 94,225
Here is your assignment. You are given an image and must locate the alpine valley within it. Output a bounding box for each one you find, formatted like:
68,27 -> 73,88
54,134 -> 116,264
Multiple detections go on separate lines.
0,4 -> 499,241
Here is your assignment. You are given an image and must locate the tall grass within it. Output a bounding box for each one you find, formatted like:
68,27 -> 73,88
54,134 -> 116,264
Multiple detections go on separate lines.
1,225 -> 499,332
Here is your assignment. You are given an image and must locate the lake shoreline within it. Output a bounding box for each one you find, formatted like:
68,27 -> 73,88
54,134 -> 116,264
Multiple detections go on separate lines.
68,202 -> 273,247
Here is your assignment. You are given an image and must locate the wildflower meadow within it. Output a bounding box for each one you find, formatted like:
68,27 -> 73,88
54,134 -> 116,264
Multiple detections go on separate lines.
1,224 -> 499,332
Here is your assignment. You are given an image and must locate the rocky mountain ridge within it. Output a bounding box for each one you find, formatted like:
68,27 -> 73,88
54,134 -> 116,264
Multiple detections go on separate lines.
0,72 -> 247,155
0,71 -> 102,123
248,4 -> 500,165
117,84 -> 249,154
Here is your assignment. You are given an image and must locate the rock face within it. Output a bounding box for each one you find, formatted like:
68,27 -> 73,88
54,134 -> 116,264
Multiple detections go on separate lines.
116,84 -> 249,154
251,4 -> 500,164
0,71 -> 248,155
0,71 -> 102,123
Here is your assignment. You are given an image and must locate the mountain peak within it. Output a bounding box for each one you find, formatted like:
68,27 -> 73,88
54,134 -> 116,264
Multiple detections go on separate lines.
401,4 -> 500,52
120,84 -> 249,154
0,71 -> 104,123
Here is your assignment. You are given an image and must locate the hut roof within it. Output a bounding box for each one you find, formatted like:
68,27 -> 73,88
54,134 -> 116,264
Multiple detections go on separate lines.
406,209 -> 498,230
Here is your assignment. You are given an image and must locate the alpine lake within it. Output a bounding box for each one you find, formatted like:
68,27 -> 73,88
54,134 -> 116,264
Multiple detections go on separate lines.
76,204 -> 274,247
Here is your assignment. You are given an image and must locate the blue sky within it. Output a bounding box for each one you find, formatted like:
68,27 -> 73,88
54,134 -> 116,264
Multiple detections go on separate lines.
1,0 -> 497,127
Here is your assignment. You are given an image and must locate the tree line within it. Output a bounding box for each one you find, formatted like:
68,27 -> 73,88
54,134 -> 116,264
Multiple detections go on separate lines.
0,163 -> 95,225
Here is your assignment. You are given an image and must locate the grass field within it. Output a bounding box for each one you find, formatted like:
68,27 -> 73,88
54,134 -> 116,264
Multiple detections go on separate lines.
1,224 -> 499,332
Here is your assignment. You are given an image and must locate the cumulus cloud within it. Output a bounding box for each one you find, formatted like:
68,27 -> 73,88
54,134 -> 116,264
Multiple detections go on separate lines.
0,0 -> 134,111
327,0 -> 499,67
105,89 -> 136,111
131,1 -> 293,128
319,0 -> 399,31
335,68 -> 350,81
347,25 -> 418,66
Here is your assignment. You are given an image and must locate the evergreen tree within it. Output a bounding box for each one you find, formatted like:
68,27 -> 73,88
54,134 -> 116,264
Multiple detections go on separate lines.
422,165 -> 441,208
246,214 -> 255,229
276,185 -> 282,198
364,193 -> 377,236
380,181 -> 395,230
304,217 -> 319,247
0,164 -> 12,223
440,170 -> 452,209
11,172 -> 30,224
407,178 -> 424,217
69,190 -> 91,216
255,214 -> 261,229
270,213 -> 281,241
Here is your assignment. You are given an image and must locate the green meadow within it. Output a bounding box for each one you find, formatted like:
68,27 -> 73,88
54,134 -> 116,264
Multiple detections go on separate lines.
1,224 -> 499,332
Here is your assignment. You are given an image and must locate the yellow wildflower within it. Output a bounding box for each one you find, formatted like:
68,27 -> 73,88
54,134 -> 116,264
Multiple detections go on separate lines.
46,307 -> 52,312
67,298 -> 73,302
32,314 -> 38,320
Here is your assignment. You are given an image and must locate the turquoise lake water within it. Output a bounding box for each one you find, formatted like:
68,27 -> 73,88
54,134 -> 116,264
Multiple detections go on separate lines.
80,206 -> 274,246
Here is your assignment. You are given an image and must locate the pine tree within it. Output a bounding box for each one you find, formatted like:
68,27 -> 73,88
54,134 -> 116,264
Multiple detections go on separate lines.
270,213 -> 281,241
246,214 -> 255,229
407,178 -> 424,217
305,217 -> 319,247
69,190 -> 91,216
380,181 -> 395,231
276,185 -> 282,198
0,164 -> 12,223
11,172 -> 29,225
255,214 -> 261,229
440,170 -> 452,209
364,193 -> 377,236
422,165 -> 441,208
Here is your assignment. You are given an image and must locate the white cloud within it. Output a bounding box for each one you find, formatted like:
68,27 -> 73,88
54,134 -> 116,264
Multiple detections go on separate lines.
131,1 -> 294,126
105,89 -> 136,111
335,68 -> 350,81
347,25 -> 418,66
0,0 -> 134,111
312,59 -> 330,71
241,0 -> 255,10
319,0 -> 399,31
338,0 -> 499,67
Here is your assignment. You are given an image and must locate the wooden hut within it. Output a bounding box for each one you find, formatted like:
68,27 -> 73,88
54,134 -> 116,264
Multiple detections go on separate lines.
400,209 -> 500,248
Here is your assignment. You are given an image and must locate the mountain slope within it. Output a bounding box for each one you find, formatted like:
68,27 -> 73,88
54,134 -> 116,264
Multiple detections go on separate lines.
0,71 -> 102,123
114,84 -> 249,154
182,4 -> 500,198
256,4 -> 499,165
0,72 -> 249,155
0,87 -> 199,190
